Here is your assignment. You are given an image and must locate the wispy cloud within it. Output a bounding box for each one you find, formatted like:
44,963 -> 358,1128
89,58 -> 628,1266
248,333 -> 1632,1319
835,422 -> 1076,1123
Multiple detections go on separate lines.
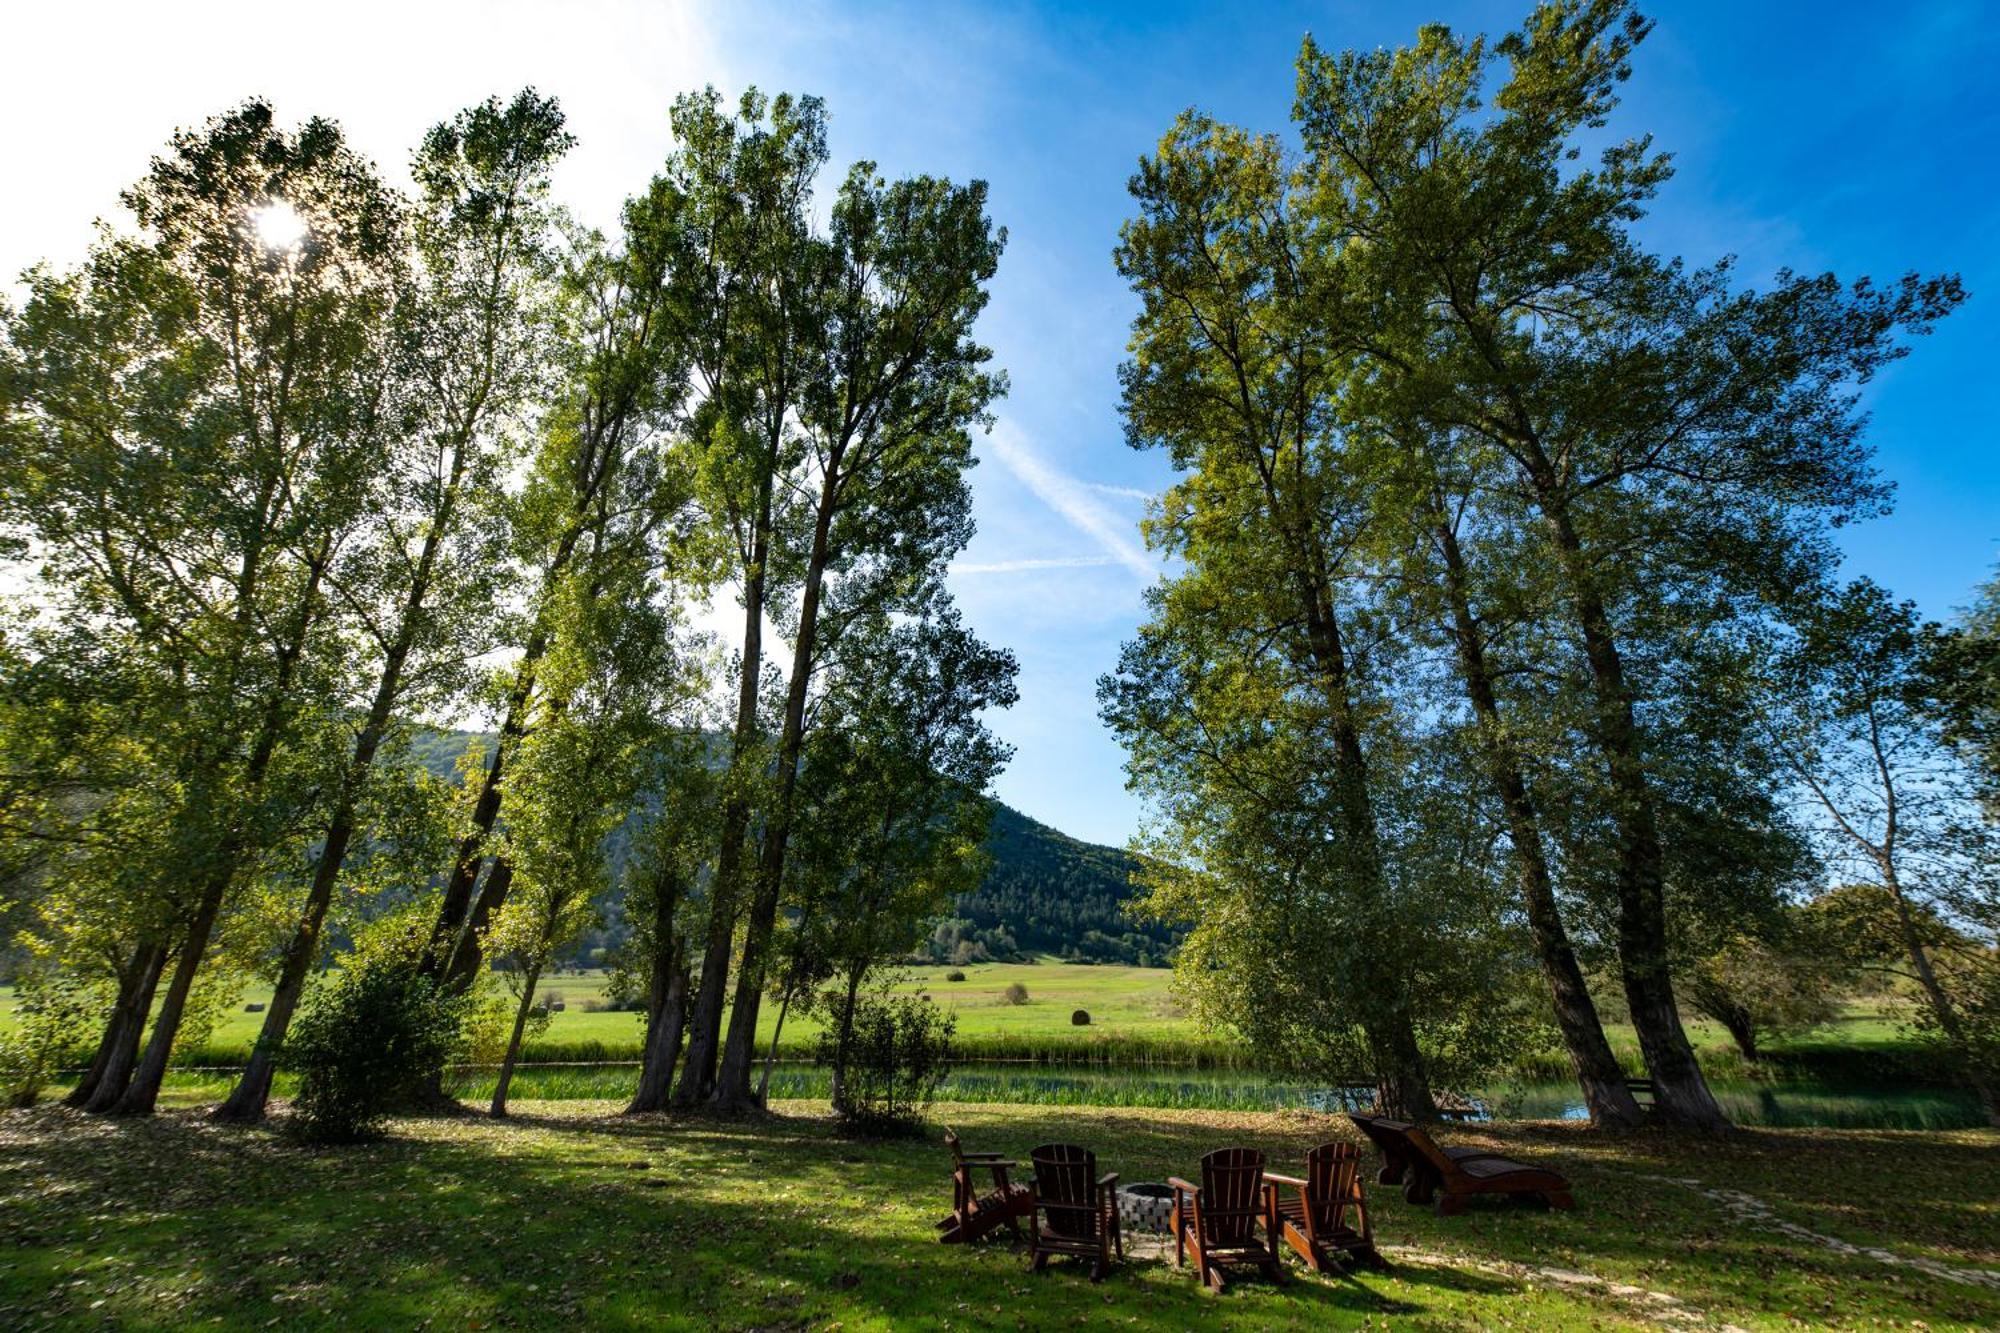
953,555 -> 1121,575
986,422 -> 1155,582
1086,481 -> 1155,502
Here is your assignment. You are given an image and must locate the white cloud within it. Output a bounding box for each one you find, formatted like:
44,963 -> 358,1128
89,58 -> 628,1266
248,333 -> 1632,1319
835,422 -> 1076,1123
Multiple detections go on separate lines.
1085,481 -> 1155,502
983,421 -> 1155,582
953,555 -> 1120,575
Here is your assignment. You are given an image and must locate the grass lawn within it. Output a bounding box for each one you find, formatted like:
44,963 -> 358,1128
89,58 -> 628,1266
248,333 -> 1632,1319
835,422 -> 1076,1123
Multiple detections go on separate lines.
2,1096 -> 1995,1330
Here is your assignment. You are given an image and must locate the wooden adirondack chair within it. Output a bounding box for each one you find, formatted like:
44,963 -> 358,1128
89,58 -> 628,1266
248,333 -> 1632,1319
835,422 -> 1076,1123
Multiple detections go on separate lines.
1169,1147 -> 1285,1292
1398,1124 -> 1576,1217
937,1129 -> 1031,1245
1027,1144 -> 1123,1280
1267,1142 -> 1381,1273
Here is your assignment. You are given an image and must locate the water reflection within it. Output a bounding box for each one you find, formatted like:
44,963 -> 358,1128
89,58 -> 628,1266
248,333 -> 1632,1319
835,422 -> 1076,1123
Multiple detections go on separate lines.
872,1064 -> 1984,1131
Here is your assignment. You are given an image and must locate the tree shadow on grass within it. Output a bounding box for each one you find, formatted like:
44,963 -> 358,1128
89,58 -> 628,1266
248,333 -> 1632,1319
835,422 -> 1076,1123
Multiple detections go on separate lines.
0,1103 -> 1522,1330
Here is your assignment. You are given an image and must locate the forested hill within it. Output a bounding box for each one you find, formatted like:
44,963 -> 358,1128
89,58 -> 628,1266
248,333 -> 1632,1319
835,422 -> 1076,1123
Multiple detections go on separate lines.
935,799 -> 1176,966
406,730 -> 1176,965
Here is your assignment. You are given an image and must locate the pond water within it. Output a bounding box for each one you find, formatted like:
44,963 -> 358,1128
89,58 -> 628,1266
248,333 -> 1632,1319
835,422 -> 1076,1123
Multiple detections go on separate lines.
166,1057 -> 1979,1130
749,1062 -> 1986,1131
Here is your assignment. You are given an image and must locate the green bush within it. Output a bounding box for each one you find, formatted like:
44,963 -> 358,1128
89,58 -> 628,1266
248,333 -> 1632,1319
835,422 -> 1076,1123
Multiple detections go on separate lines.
821,994 -> 956,1135
0,969 -> 99,1108
284,956 -> 466,1142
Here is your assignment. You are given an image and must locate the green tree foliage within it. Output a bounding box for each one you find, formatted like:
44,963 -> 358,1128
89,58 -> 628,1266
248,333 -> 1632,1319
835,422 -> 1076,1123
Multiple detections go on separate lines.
942,804 -> 1174,964
219,90 -> 572,1122
482,525 -> 706,1116
1681,927 -> 1845,1062
1774,583 -> 2000,1124
787,608 -> 1016,1111
1,100 -> 405,1115
1106,0 -> 1961,1128
0,965 -> 100,1107
661,87 -> 1011,1112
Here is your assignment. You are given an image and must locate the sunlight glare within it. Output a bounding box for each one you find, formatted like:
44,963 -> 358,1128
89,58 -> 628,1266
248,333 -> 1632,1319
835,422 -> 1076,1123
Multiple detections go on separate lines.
252,200 -> 307,253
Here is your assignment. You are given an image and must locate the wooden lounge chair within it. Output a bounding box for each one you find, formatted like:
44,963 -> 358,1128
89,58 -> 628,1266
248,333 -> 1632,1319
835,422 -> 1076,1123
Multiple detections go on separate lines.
937,1128 -> 1031,1245
1396,1123 -> 1575,1217
1267,1142 -> 1381,1273
1170,1147 -> 1285,1292
1349,1114 -> 1500,1197
1028,1144 -> 1123,1281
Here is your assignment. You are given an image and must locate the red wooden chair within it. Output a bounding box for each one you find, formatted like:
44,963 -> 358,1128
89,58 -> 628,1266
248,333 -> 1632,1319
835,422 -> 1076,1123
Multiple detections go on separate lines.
937,1128 -> 1031,1245
1170,1147 -> 1284,1292
1267,1142 -> 1381,1272
1027,1143 -> 1123,1281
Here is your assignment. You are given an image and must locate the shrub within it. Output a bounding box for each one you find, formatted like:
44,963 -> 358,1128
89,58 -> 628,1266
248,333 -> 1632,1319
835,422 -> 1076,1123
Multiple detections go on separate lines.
944,970 -> 966,982
1002,982 -> 1029,1006
820,994 -> 956,1135
285,955 -> 466,1142
1071,1009 -> 1090,1026
0,969 -> 98,1108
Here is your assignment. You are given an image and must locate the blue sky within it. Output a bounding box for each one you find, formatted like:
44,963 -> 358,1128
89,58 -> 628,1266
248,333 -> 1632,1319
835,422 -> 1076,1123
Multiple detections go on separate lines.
3,2 -> 1996,847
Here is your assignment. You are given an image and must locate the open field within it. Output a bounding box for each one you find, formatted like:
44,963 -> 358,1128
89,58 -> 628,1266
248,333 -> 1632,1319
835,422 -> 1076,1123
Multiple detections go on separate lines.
2,1098 -> 1996,1329
0,962 -> 1932,1074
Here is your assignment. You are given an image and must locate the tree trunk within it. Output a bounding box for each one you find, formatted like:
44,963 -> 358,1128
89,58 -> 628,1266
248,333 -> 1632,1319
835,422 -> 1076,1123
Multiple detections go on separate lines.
425,638 -> 544,977
1231,423 -> 1436,1120
1294,578 -> 1437,1121
110,870 -> 229,1116
73,943 -> 167,1111
1886,879 -> 2000,1127
1431,507 -> 1644,1128
829,965 -> 865,1115
714,472 -> 839,1111
67,944 -> 156,1109
112,539 -> 334,1117
627,860 -> 688,1114
1535,492 -> 1728,1134
442,858 -> 515,996
676,511 -> 772,1108
489,960 -> 543,1118
627,965 -> 689,1115
1718,1010 -> 1760,1063
228,420 -> 477,1120
215,802 -> 359,1122
756,987 -> 797,1107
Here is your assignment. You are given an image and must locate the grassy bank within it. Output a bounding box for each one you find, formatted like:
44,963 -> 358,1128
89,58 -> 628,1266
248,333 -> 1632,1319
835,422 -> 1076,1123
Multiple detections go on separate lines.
7,963 -> 1946,1088
2,1098 -> 1995,1329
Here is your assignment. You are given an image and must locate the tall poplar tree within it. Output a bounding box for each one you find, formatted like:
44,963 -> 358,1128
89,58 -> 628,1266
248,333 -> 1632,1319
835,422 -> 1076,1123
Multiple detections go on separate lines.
1,102 -> 404,1115
218,90 -> 571,1121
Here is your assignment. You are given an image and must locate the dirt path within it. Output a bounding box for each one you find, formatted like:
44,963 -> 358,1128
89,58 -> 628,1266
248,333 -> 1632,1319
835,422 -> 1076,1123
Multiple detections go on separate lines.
1638,1172 -> 2000,1292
